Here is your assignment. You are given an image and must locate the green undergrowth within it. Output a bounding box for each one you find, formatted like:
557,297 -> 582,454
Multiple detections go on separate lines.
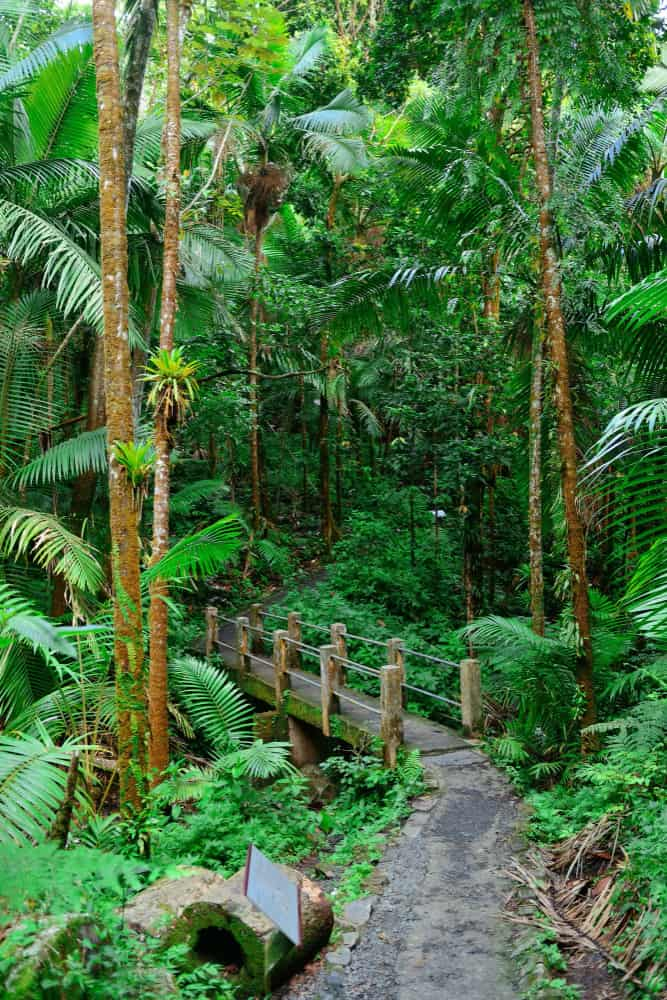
0,745 -> 422,999
267,585 -> 466,726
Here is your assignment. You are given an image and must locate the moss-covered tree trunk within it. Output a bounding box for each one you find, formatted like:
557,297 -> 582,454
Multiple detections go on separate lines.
92,0 -> 147,810
523,0 -> 595,724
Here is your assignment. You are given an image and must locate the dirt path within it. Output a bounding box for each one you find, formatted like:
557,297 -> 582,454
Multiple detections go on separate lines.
281,748 -> 524,1000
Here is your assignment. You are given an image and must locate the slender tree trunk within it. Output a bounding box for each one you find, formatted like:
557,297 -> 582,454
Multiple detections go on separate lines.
123,0 -> 157,171
482,251 -> 500,606
335,392 -> 343,525
92,0 -> 147,811
319,176 -> 344,551
148,0 -> 181,782
249,236 -> 263,532
300,375 -> 308,512
528,305 -> 545,636
319,343 -> 334,553
68,0 -> 156,588
523,0 -> 595,725
463,477 -> 484,625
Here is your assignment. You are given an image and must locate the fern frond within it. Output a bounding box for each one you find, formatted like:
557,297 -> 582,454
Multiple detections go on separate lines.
169,656 -> 253,748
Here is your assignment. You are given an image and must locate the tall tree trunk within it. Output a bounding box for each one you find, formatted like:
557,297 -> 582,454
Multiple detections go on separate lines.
249,235 -> 263,531
92,0 -> 147,812
148,0 -> 181,782
319,176 -> 344,551
523,0 -> 595,725
300,374 -> 308,511
66,0 -> 156,606
319,344 -> 334,553
528,305 -> 545,636
335,392 -> 343,525
482,250 -> 500,606
123,0 -> 157,172
463,477 -> 484,626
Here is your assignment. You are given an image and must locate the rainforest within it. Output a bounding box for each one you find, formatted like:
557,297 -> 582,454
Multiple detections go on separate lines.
1,1 -> 667,998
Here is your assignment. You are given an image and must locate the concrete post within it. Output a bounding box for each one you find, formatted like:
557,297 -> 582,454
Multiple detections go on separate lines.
320,644 -> 340,737
388,637 -> 406,708
460,658 -> 483,737
273,629 -> 290,706
235,616 -> 250,675
249,603 -> 265,654
287,611 -> 302,672
330,622 -> 348,686
204,606 -> 218,658
380,664 -> 404,769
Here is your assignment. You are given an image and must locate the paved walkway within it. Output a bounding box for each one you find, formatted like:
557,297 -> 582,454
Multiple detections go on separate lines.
282,750 -> 523,1000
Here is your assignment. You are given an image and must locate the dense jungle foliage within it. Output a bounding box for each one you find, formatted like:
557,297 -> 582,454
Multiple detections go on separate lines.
3,0 -> 667,996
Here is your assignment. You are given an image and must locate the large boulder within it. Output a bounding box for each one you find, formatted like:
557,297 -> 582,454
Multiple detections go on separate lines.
124,864 -> 333,992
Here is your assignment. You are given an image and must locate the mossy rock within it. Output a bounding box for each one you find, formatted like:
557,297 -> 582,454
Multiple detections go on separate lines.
124,864 -> 333,992
1,914 -> 178,998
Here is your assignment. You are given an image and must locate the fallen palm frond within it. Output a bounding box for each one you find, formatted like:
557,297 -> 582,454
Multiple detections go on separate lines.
506,814 -> 664,992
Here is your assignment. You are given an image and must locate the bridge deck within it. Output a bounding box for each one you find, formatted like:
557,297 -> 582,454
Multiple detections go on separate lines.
217,636 -> 470,756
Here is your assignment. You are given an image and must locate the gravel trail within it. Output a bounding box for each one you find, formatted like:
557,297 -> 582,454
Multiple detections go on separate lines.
281,749 -> 523,1000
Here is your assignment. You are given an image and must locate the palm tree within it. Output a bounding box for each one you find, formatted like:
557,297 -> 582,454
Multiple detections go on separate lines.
225,27 -> 370,532
522,0 -> 595,727
147,0 -> 182,782
91,0 -> 147,812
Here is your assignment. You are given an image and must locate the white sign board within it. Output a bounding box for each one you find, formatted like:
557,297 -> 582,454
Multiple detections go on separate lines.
244,844 -> 302,946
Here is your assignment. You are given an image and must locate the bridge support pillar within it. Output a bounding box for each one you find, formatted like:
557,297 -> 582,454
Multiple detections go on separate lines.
460,658 -> 482,737
235,616 -> 251,675
387,638 -> 406,708
204,606 -> 218,658
288,717 -> 328,767
249,603 -> 265,654
287,612 -> 302,672
320,644 -> 340,737
273,629 -> 290,705
381,664 -> 403,768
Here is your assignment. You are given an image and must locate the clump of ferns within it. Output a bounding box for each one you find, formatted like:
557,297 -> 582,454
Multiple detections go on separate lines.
142,347 -> 201,430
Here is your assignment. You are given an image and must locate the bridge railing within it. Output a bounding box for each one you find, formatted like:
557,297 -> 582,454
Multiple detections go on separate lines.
204,605 -> 482,768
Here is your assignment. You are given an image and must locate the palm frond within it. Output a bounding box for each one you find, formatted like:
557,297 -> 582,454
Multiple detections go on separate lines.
292,89 -> 371,136
0,22 -> 92,95
0,730 -> 88,845
302,133 -> 368,175
220,740 -> 297,779
285,25 -> 330,79
169,656 -> 253,748
0,507 -> 104,595
15,427 -> 107,488
143,515 -> 244,585
22,37 -> 97,160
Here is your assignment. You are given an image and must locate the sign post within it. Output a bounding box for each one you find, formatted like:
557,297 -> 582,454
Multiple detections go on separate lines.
244,844 -> 302,946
